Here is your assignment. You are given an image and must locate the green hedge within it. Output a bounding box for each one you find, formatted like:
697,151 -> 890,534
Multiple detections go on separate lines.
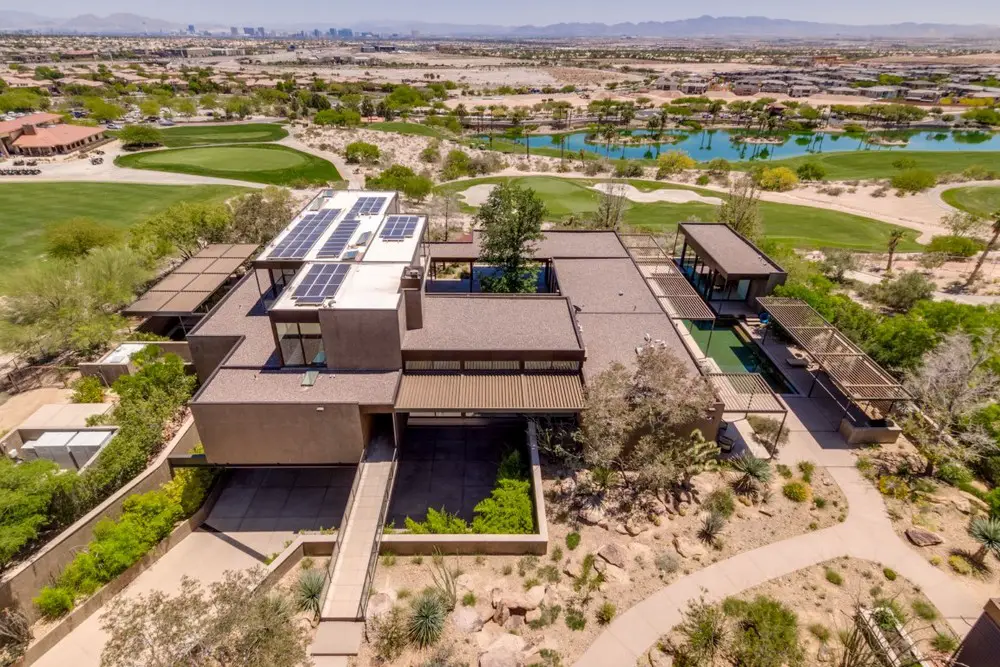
33,452 -> 215,619
404,450 -> 535,535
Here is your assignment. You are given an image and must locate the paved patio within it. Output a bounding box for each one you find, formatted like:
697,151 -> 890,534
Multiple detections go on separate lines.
386,424 -> 521,526
205,467 -> 355,556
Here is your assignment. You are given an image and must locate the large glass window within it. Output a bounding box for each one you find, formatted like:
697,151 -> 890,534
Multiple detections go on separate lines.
276,322 -> 326,367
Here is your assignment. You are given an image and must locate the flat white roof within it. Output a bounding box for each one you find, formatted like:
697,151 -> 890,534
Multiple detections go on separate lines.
272,261 -> 409,311
257,190 -> 424,264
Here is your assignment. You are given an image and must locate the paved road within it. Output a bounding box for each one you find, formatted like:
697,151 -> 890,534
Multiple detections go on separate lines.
575,397 -> 985,667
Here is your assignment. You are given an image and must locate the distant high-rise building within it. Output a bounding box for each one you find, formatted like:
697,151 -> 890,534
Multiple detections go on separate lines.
337,28 -> 353,38
188,24 -> 195,34
328,28 -> 337,37
256,27 -> 265,37
243,27 -> 254,36
231,27 -> 239,36
313,29 -> 321,38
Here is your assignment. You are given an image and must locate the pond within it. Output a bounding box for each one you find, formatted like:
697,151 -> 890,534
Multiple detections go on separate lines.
507,129 -> 1000,162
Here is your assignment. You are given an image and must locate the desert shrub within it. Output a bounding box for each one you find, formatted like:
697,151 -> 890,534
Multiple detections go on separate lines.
948,554 -> 973,575
371,606 -> 409,662
596,602 -> 616,625
343,140 -> 380,165
528,604 -> 562,630
782,482 -> 810,503
870,273 -> 935,312
537,564 -> 561,583
937,461 -> 974,486
613,160 -> 643,178
566,531 -> 581,550
882,567 -> 897,581
824,568 -> 843,585
796,162 -> 827,181
656,552 -> 679,574
704,488 -> 735,518
706,157 -> 731,175
71,375 -> 104,403
405,508 -> 471,534
419,141 -> 441,163
877,475 -> 911,500
912,599 -> 938,620
550,545 -> 563,562
564,607 -> 586,630
776,464 -> 792,479
797,461 -> 815,483
961,164 -> 999,181
696,174 -> 711,185
441,149 -> 472,180
656,150 -> 696,178
699,511 -> 727,544
583,160 -> 605,176
33,586 -> 74,619
808,623 -> 831,642
296,569 -> 326,615
755,166 -> 799,191
747,415 -> 790,453
408,591 -> 447,647
461,592 -> 476,607
314,107 -> 360,127
891,169 -> 936,193
932,632 -> 959,652
728,596 -> 803,667
813,497 -> 827,509
892,157 -> 918,170
926,234 -> 985,258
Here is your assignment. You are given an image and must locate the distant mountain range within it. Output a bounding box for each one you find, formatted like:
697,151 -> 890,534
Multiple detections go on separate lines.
2,12 -> 1000,39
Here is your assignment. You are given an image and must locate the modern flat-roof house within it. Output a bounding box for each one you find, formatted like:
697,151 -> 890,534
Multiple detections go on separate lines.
0,112 -> 106,157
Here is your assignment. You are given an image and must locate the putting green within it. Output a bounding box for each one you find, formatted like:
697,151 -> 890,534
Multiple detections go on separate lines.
115,144 -> 342,186
941,186 -> 1000,218
440,176 -> 922,252
159,123 -> 289,147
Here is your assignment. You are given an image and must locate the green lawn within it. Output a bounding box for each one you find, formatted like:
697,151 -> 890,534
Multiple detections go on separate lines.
735,151 -> 1000,181
158,123 -> 288,147
116,144 -> 341,186
0,183 -> 248,266
941,186 -> 1000,217
440,176 -> 922,252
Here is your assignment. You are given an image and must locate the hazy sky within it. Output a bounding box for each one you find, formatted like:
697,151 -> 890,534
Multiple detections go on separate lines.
9,0 -> 1000,26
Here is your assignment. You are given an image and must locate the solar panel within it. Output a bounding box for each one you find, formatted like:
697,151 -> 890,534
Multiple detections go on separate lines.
348,196 -> 387,216
315,219 -> 361,259
379,215 -> 420,240
292,264 -> 350,304
268,209 -> 341,259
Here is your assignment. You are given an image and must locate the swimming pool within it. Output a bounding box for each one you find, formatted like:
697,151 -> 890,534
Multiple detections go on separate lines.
683,319 -> 794,394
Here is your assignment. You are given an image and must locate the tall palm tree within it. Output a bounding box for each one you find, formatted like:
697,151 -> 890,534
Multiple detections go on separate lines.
969,516 -> 1000,566
886,229 -> 906,274
966,210 -> 1000,287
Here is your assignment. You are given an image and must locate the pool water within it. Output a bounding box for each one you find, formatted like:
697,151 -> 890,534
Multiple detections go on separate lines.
684,320 -> 794,394
510,128 -> 1000,162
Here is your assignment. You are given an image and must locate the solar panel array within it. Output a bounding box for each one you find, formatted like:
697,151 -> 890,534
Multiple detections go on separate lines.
292,263 -> 351,304
380,215 -> 420,240
315,219 -> 361,259
267,209 -> 341,259
348,196 -> 387,217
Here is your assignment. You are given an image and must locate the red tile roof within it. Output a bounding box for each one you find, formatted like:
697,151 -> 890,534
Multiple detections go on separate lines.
0,113 -> 62,136
12,124 -> 104,149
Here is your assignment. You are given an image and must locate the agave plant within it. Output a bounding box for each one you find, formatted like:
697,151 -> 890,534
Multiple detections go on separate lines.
969,516 -> 1000,566
730,454 -> 773,497
408,591 -> 447,647
698,511 -> 727,545
295,569 -> 326,615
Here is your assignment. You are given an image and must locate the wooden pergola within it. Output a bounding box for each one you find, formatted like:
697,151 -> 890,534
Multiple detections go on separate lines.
619,233 -> 717,322
757,297 -> 913,416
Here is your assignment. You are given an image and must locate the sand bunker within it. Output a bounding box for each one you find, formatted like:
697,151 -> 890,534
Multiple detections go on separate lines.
459,183 -> 499,206
591,182 -> 724,205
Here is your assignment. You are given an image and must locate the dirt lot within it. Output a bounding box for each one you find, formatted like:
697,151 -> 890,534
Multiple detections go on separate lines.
653,557 -> 960,666
355,463 -> 847,666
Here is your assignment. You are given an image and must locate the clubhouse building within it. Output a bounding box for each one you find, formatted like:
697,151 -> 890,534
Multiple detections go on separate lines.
0,112 -> 106,157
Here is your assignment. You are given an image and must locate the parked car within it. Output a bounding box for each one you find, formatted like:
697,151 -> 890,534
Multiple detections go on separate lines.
158,119 -> 175,127
106,123 -> 122,130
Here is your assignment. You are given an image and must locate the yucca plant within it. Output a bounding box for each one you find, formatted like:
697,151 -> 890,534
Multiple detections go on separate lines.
969,516 -> 1000,566
698,510 -> 727,545
731,454 -> 773,497
408,591 -> 447,647
296,569 -> 326,615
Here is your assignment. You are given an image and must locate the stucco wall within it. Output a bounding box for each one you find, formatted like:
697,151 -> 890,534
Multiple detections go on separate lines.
191,402 -> 365,465
187,335 -> 240,383
319,307 -> 402,371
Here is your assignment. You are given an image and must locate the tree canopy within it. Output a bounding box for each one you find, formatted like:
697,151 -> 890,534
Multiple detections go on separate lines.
475,182 -> 545,293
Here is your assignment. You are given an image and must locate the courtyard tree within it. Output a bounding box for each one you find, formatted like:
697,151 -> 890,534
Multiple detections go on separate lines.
577,342 -> 718,499
941,211 -> 986,239
100,570 -> 309,667
431,192 -> 461,241
966,210 -> 1000,287
592,180 -> 628,230
476,182 -> 545,293
718,175 -> 763,242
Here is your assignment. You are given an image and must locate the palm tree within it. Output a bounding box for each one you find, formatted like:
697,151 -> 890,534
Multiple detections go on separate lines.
886,229 -> 906,274
708,99 -> 725,126
966,210 -> 1000,287
730,454 -> 772,498
969,516 -> 1000,566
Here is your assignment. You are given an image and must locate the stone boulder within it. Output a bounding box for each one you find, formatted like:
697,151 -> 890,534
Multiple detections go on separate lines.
474,622 -> 505,651
507,585 -> 545,614
905,528 -> 943,547
626,517 -> 649,536
579,505 -> 606,526
598,542 -> 628,569
480,649 -> 520,667
453,606 -> 485,634
593,557 -> 631,584
673,535 -> 707,560
525,608 -> 542,624
487,633 -> 527,655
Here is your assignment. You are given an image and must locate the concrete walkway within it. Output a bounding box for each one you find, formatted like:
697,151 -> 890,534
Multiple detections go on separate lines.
575,397 -> 985,667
